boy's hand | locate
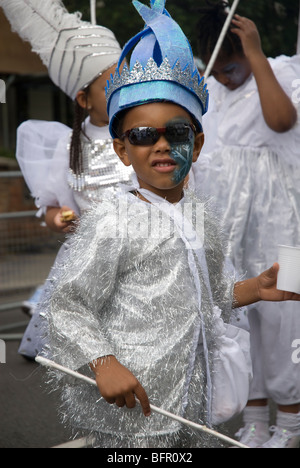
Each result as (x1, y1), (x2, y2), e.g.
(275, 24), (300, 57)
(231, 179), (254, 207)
(257, 263), (300, 302)
(234, 263), (300, 308)
(90, 356), (151, 417)
(231, 15), (263, 60)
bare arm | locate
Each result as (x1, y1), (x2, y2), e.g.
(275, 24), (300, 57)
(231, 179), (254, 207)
(232, 15), (297, 133)
(233, 263), (300, 308)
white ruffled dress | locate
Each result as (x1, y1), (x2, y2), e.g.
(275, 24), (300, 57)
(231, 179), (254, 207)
(194, 55), (300, 404)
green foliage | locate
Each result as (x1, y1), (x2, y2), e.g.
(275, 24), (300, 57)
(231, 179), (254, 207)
(0, 147), (15, 159)
(64, 0), (299, 57)
(233, 0), (299, 57)
(63, 0), (144, 46)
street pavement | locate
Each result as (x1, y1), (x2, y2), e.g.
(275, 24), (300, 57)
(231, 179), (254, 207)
(0, 305), (72, 448)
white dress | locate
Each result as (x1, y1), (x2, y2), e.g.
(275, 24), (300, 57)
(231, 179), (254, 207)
(17, 118), (133, 358)
(194, 54), (300, 405)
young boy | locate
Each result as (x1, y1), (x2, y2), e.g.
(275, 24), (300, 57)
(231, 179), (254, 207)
(42, 0), (300, 448)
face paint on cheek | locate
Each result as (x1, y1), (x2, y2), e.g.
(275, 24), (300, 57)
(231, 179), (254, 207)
(225, 63), (248, 87)
(170, 135), (195, 184)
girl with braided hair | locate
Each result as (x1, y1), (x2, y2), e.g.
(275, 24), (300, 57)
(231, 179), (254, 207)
(17, 66), (133, 359)
(194, 0), (300, 448)
(0, 0), (133, 359)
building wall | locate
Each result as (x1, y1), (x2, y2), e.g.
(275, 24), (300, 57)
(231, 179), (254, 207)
(0, 74), (73, 152)
(0, 158), (34, 213)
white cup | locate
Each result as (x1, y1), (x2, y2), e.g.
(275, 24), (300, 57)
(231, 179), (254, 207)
(277, 245), (300, 294)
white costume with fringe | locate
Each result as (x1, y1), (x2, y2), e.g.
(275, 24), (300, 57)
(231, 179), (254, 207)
(195, 55), (300, 404)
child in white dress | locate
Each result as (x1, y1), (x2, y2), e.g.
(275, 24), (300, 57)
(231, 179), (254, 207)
(195, 1), (300, 448)
(1, 0), (133, 358)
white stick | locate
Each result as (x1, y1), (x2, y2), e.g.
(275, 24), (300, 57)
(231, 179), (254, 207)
(36, 356), (249, 449)
(90, 0), (97, 25)
(204, 0), (241, 81)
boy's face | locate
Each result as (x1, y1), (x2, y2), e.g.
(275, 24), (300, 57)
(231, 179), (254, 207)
(113, 102), (204, 202)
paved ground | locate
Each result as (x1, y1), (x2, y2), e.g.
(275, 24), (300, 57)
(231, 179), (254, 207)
(0, 303), (72, 448)
(0, 252), (57, 292)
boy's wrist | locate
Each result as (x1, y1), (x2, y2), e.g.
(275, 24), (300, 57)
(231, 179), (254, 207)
(233, 277), (260, 308)
(89, 355), (116, 375)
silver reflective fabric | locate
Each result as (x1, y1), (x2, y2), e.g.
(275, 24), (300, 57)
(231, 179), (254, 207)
(42, 189), (235, 448)
(68, 136), (133, 213)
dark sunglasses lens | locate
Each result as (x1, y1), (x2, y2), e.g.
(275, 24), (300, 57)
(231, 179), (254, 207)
(166, 124), (192, 143)
(128, 127), (159, 145)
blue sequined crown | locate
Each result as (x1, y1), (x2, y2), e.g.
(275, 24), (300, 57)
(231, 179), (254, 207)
(106, 57), (208, 110)
(106, 0), (209, 138)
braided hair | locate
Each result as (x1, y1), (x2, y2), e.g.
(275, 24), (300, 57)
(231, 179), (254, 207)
(196, 1), (243, 64)
(69, 88), (90, 175)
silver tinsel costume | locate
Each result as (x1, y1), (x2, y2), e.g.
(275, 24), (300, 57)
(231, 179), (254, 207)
(41, 185), (251, 448)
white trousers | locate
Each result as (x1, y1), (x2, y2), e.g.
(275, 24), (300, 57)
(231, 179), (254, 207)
(248, 301), (300, 406)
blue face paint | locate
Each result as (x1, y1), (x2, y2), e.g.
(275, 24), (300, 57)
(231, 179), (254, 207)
(170, 133), (195, 184)
(223, 62), (248, 87)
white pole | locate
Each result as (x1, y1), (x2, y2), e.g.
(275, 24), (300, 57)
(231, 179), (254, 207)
(204, 0), (241, 81)
(90, 0), (97, 25)
(36, 356), (249, 449)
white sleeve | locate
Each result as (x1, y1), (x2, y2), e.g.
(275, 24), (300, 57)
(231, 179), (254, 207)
(38, 132), (80, 215)
(16, 120), (79, 215)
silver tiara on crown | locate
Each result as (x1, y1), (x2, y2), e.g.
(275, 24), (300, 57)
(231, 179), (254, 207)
(106, 57), (209, 113)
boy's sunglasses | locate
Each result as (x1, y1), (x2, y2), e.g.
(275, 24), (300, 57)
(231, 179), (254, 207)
(121, 122), (196, 146)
